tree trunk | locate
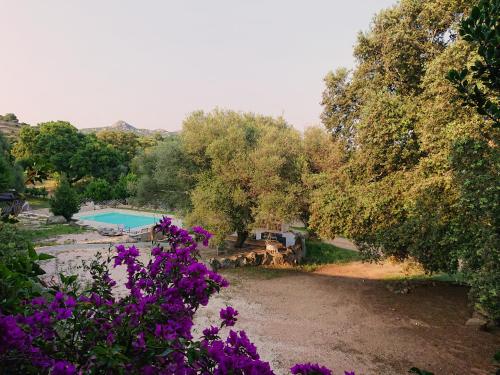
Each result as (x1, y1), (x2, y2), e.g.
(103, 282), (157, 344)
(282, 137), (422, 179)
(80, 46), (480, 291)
(235, 230), (248, 248)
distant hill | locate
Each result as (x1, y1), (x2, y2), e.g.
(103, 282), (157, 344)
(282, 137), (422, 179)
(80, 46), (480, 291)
(80, 120), (173, 137)
(0, 120), (25, 142)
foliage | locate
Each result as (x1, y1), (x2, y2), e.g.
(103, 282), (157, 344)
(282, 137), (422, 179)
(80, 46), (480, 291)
(112, 173), (136, 200)
(70, 134), (128, 182)
(12, 122), (128, 184)
(49, 177), (81, 221)
(0, 133), (24, 192)
(0, 217), (341, 374)
(136, 110), (304, 247)
(0, 113), (19, 123)
(24, 186), (48, 198)
(447, 0), (499, 127)
(13, 122), (85, 183)
(132, 134), (196, 210)
(186, 110), (304, 247)
(0, 223), (53, 314)
(310, 0), (500, 319)
(84, 178), (114, 202)
(96, 129), (140, 162)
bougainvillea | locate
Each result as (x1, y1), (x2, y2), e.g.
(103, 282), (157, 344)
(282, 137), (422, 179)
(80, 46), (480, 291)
(0, 217), (350, 374)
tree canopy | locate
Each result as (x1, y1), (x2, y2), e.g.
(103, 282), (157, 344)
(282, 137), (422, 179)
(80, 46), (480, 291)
(13, 121), (128, 184)
(310, 0), (499, 319)
(134, 110), (304, 246)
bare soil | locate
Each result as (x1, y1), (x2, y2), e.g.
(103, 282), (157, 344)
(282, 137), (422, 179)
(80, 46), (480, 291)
(196, 266), (499, 375)
(39, 243), (499, 375)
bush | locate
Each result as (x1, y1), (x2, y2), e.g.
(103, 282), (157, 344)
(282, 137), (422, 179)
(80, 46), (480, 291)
(49, 178), (80, 221)
(0, 218), (345, 375)
(0, 223), (53, 314)
(84, 178), (113, 202)
(112, 173), (136, 200)
(24, 186), (48, 198)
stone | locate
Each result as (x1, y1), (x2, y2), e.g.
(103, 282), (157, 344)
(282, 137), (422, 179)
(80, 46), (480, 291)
(260, 252), (273, 266)
(236, 256), (248, 267)
(221, 257), (236, 269)
(46, 215), (67, 224)
(465, 317), (487, 330)
(270, 252), (285, 266)
(244, 252), (257, 265)
(208, 258), (221, 271)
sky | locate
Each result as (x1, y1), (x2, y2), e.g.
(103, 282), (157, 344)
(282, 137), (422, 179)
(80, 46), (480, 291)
(0, 0), (397, 131)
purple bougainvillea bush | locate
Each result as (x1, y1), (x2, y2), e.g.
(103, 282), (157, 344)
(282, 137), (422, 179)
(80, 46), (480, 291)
(0, 217), (354, 374)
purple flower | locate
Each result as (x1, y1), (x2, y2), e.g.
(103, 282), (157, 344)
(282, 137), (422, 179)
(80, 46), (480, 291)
(192, 226), (213, 246)
(202, 325), (220, 340)
(291, 363), (332, 375)
(52, 360), (76, 375)
(220, 306), (238, 327)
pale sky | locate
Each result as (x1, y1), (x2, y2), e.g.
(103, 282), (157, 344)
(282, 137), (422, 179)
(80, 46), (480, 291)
(1, 1), (396, 131)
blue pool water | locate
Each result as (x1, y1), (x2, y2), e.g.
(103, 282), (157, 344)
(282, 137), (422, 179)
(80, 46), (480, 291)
(80, 212), (160, 229)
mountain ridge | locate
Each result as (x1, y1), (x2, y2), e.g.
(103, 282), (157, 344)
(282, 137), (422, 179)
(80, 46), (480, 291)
(80, 120), (173, 136)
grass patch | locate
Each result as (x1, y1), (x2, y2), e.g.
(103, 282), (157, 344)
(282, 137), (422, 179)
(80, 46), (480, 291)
(20, 224), (88, 243)
(27, 198), (51, 210)
(302, 240), (362, 271)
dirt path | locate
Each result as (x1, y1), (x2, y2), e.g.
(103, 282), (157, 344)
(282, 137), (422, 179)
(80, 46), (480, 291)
(195, 267), (499, 375)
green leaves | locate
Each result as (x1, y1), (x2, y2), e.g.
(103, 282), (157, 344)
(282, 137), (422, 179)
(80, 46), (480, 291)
(447, 0), (500, 127)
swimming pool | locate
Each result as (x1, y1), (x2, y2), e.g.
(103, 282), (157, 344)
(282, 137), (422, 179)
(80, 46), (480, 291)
(79, 211), (160, 230)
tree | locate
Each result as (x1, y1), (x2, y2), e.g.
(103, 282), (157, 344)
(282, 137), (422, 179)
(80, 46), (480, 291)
(70, 135), (128, 182)
(0, 133), (23, 192)
(132, 135), (195, 211)
(310, 0), (500, 319)
(50, 177), (80, 221)
(183, 110), (304, 247)
(447, 0), (500, 127)
(133, 110), (304, 247)
(84, 178), (114, 202)
(12, 121), (85, 182)
(0, 113), (19, 123)
(13, 122), (128, 183)
(96, 129), (140, 162)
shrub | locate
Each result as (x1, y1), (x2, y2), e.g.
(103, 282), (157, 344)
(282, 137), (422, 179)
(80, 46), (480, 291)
(84, 178), (113, 202)
(112, 173), (136, 200)
(24, 186), (48, 198)
(0, 223), (53, 314)
(0, 217), (347, 374)
(49, 178), (80, 221)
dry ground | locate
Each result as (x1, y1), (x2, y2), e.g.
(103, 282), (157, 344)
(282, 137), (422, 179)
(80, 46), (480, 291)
(39, 243), (499, 375)
(196, 265), (499, 375)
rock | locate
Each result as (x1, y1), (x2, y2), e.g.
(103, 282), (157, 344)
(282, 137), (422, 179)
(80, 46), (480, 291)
(244, 252), (257, 265)
(46, 215), (67, 224)
(386, 281), (411, 294)
(465, 317), (487, 330)
(208, 258), (221, 271)
(221, 257), (236, 269)
(270, 252), (285, 266)
(236, 256), (248, 267)
(260, 252), (273, 266)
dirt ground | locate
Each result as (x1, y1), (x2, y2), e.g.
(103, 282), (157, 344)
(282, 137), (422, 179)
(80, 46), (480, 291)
(195, 266), (500, 375)
(39, 243), (499, 375)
